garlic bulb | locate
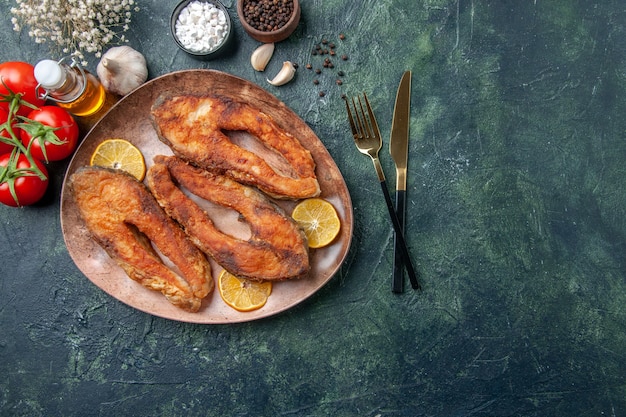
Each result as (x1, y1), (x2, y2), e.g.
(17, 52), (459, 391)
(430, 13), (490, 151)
(96, 46), (148, 96)
(251, 43), (274, 71)
(267, 61), (296, 86)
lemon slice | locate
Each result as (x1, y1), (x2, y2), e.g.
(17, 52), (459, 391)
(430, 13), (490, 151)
(218, 270), (273, 312)
(90, 139), (146, 181)
(291, 198), (341, 248)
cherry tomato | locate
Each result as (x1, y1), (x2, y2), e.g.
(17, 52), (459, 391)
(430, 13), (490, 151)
(0, 61), (46, 117)
(20, 106), (80, 162)
(0, 107), (17, 154)
(0, 152), (48, 207)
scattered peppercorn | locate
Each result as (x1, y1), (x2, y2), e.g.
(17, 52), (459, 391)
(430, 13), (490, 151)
(304, 33), (350, 98)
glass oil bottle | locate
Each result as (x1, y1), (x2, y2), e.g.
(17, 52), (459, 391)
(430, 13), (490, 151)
(34, 57), (107, 117)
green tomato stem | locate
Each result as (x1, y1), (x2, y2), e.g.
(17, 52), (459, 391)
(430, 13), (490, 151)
(1, 94), (47, 181)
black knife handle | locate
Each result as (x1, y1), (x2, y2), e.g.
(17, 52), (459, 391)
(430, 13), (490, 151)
(379, 180), (420, 290)
(392, 189), (406, 293)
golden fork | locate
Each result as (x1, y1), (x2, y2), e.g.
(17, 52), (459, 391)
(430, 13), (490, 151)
(344, 93), (420, 290)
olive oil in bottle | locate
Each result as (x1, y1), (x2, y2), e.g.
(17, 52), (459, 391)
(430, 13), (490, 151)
(34, 58), (106, 117)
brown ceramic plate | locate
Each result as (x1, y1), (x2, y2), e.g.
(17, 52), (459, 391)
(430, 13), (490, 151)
(60, 70), (353, 324)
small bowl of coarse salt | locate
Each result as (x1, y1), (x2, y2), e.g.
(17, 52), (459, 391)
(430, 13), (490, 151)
(171, 0), (234, 59)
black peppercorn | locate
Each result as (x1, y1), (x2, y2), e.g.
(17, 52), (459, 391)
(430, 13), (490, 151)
(243, 0), (294, 32)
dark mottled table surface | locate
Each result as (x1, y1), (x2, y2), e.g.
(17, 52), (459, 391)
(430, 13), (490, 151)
(1, 0), (625, 415)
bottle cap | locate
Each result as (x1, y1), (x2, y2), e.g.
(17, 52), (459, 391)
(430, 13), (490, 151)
(34, 60), (66, 90)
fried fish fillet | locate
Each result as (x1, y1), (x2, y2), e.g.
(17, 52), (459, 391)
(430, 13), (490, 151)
(146, 155), (310, 281)
(70, 166), (213, 312)
(150, 94), (321, 200)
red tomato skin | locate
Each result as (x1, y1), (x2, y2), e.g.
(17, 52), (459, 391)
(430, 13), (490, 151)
(0, 143), (14, 154)
(21, 106), (80, 161)
(0, 142), (13, 154)
(0, 62), (46, 116)
(0, 153), (49, 207)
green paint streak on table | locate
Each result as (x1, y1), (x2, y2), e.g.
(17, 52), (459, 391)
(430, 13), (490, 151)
(1, 0), (625, 415)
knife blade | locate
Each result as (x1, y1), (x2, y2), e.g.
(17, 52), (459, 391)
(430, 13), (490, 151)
(389, 71), (418, 292)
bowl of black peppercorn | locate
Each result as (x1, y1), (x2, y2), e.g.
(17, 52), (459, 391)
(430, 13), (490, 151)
(236, 0), (300, 43)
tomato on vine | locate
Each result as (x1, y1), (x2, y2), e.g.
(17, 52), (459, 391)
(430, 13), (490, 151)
(0, 151), (48, 207)
(0, 62), (45, 117)
(20, 106), (79, 162)
(0, 78), (51, 207)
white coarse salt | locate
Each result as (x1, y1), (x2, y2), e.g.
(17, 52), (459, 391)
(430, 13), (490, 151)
(175, 1), (228, 53)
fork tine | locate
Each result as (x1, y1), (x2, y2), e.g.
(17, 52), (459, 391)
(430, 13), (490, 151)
(343, 96), (359, 139)
(355, 95), (372, 139)
(352, 97), (366, 140)
(362, 93), (381, 140)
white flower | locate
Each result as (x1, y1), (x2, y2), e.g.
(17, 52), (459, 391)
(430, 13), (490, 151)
(10, 0), (139, 62)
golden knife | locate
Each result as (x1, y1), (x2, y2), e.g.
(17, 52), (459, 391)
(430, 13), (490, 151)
(389, 71), (418, 292)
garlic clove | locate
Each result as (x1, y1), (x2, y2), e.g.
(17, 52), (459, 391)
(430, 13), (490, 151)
(97, 46), (148, 96)
(250, 43), (274, 72)
(267, 61), (296, 86)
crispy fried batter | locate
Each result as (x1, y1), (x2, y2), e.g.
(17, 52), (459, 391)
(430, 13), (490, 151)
(150, 94), (321, 200)
(146, 155), (310, 281)
(70, 166), (213, 312)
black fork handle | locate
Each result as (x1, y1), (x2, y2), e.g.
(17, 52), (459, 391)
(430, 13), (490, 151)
(379, 179), (420, 290)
